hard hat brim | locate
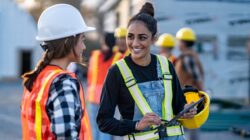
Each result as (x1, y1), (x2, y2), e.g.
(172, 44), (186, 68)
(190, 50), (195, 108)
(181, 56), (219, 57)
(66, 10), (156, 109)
(36, 26), (96, 41)
(84, 26), (96, 32)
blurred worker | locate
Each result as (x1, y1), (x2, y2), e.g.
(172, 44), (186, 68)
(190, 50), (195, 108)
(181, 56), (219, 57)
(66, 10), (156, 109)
(175, 28), (205, 140)
(114, 27), (130, 57)
(155, 33), (177, 65)
(21, 4), (94, 140)
(86, 32), (121, 140)
(175, 27), (204, 90)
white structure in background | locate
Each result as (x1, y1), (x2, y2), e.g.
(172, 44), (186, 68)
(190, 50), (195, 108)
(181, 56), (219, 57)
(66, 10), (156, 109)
(95, 0), (250, 100)
(0, 0), (41, 79)
(154, 0), (250, 100)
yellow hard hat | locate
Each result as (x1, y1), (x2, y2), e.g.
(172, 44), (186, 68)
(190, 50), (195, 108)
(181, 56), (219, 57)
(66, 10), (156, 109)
(114, 27), (127, 38)
(112, 45), (119, 52)
(179, 86), (210, 129)
(155, 33), (175, 48)
(176, 27), (196, 41)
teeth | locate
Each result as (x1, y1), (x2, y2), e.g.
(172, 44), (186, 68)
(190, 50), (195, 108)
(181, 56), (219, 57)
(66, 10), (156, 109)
(133, 48), (142, 53)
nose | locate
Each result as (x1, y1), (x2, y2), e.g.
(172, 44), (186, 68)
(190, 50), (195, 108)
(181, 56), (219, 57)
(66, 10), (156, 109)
(132, 38), (140, 48)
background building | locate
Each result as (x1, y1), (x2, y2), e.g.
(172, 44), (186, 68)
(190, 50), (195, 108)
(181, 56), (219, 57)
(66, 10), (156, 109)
(0, 0), (39, 79)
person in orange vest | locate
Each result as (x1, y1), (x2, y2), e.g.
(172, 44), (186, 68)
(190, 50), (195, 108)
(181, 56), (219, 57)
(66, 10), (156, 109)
(86, 32), (121, 140)
(21, 4), (94, 140)
(155, 33), (177, 65)
(175, 27), (204, 91)
(114, 27), (130, 57)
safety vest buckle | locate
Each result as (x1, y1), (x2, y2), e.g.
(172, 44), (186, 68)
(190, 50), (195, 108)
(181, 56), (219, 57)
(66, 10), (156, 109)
(157, 125), (168, 139)
(163, 73), (172, 80)
(125, 77), (136, 88)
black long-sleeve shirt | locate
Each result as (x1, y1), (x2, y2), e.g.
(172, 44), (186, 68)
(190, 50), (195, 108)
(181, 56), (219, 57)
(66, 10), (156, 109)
(96, 54), (186, 136)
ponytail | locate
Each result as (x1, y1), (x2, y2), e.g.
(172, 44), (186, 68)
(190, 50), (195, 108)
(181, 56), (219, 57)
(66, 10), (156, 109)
(22, 44), (54, 91)
(22, 34), (81, 91)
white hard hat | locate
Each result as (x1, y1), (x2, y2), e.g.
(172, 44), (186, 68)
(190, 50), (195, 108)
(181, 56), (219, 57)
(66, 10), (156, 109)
(36, 4), (95, 41)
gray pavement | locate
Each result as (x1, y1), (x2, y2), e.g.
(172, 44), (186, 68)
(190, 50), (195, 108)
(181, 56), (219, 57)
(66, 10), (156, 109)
(0, 80), (249, 140)
(0, 80), (22, 140)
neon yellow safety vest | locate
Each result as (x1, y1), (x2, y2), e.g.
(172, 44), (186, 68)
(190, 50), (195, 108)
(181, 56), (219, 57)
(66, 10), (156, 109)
(116, 55), (184, 140)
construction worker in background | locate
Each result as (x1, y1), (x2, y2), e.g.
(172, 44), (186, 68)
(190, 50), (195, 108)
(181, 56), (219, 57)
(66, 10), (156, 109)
(21, 4), (94, 140)
(86, 32), (121, 140)
(96, 2), (206, 140)
(175, 27), (204, 90)
(175, 28), (205, 140)
(114, 27), (130, 57)
(155, 33), (177, 65)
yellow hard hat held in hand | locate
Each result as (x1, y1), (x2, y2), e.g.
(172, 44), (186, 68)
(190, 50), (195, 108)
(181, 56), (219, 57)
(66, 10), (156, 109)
(179, 85), (210, 129)
(155, 33), (175, 48)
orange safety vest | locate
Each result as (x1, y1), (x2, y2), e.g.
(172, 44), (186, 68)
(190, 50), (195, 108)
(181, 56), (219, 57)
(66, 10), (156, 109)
(21, 65), (92, 140)
(87, 50), (122, 104)
(168, 54), (177, 65)
(113, 45), (130, 58)
(123, 48), (130, 57)
(159, 53), (177, 66)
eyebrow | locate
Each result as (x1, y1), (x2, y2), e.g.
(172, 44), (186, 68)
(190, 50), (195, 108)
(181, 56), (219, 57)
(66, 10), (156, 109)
(128, 33), (148, 37)
(138, 34), (148, 37)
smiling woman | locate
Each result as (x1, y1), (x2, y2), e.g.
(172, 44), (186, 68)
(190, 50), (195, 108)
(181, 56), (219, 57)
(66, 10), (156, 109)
(97, 2), (196, 140)
(126, 2), (157, 66)
(127, 21), (154, 66)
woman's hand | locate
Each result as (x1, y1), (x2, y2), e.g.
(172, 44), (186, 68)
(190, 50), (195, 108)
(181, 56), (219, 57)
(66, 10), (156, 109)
(181, 102), (197, 119)
(135, 113), (161, 131)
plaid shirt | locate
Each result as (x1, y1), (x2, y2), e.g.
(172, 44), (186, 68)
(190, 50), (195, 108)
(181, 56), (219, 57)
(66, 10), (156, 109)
(183, 55), (202, 82)
(46, 74), (83, 140)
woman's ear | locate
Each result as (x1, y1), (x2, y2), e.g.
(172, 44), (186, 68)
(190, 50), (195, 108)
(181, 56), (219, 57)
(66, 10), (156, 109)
(152, 34), (158, 44)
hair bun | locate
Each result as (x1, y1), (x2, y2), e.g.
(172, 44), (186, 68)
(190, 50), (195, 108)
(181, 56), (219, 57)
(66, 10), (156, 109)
(139, 2), (154, 17)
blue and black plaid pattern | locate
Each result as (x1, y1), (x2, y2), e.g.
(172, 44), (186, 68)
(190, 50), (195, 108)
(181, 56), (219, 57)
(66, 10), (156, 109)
(46, 74), (83, 140)
(183, 55), (202, 82)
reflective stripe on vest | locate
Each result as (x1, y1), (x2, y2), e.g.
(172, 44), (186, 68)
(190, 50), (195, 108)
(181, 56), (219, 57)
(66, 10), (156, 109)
(87, 51), (100, 103)
(157, 55), (174, 121)
(116, 55), (184, 139)
(35, 70), (61, 140)
(116, 59), (152, 115)
(116, 55), (173, 121)
(124, 125), (184, 140)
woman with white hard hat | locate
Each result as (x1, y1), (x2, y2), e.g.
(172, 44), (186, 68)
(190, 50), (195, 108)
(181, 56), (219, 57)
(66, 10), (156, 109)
(21, 4), (94, 140)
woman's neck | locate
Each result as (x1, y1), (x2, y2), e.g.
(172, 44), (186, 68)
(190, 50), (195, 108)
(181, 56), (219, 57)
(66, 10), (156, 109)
(131, 53), (151, 66)
(49, 58), (70, 70)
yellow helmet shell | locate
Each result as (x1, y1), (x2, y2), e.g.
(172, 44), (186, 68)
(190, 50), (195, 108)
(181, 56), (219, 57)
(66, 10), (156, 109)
(155, 33), (175, 48)
(176, 27), (196, 41)
(114, 27), (127, 38)
(179, 91), (210, 129)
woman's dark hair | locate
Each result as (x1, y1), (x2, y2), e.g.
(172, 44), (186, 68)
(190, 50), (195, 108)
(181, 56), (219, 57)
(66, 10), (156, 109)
(103, 32), (115, 61)
(22, 34), (81, 91)
(128, 2), (157, 37)
(104, 32), (116, 49)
